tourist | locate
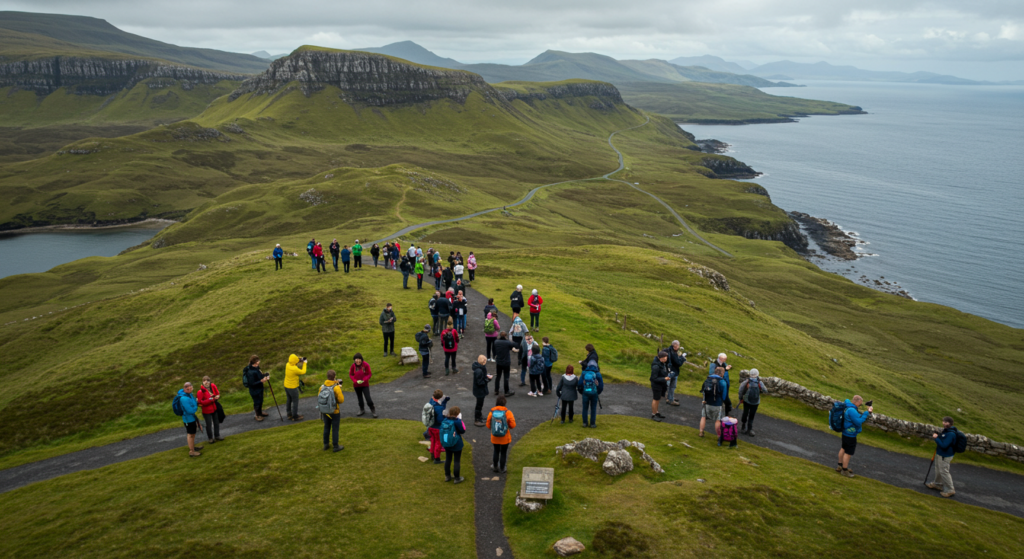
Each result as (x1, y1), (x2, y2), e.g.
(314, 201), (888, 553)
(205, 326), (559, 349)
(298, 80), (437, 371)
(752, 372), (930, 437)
(425, 390), (450, 464)
(243, 355), (270, 421)
(348, 353), (377, 418)
(428, 291), (440, 335)
(341, 244), (351, 273)
(330, 239), (340, 271)
(447, 251), (456, 267)
(400, 256), (412, 289)
(540, 336), (557, 394)
(837, 395), (872, 478)
(379, 303), (397, 357)
(435, 292), (451, 336)
(928, 416), (958, 498)
(442, 265), (454, 292)
(738, 369), (768, 436)
(484, 312), (500, 362)
(352, 239), (362, 269)
(510, 284), (525, 316)
(509, 316), (528, 384)
(719, 414), (739, 448)
(441, 317), (461, 375)
(382, 242), (392, 269)
(320, 370), (344, 452)
(370, 243), (380, 267)
(579, 343), (599, 371)
(467, 252), (477, 281)
(556, 365), (578, 423)
(650, 351), (671, 422)
(527, 289), (543, 331)
(488, 395), (516, 474)
(663, 340), (686, 406)
(454, 260), (464, 283)
(273, 244), (284, 270)
(527, 342), (545, 397)
(390, 244), (400, 270)
(440, 407), (467, 483)
(472, 355), (493, 426)
(453, 292), (468, 334)
(313, 242), (325, 273)
(432, 260), (443, 291)
(483, 297), (498, 319)
(492, 331), (515, 396)
(415, 258), (425, 290)
(519, 334), (536, 387)
(699, 367), (725, 438)
(407, 243), (417, 260)
(284, 354), (308, 421)
(710, 353), (733, 415)
(176, 381), (202, 457)
(415, 324), (433, 378)
(307, 238), (316, 270)
(453, 279), (467, 299)
(196, 376), (224, 443)
(578, 362), (603, 428)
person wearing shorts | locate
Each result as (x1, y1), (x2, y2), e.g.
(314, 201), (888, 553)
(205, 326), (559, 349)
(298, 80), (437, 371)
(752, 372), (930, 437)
(649, 352), (671, 422)
(837, 395), (872, 478)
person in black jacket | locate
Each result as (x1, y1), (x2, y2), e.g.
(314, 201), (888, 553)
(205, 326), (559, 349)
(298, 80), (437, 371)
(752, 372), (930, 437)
(243, 355), (270, 421)
(428, 292), (440, 335)
(435, 292), (452, 333)
(579, 344), (599, 371)
(329, 239), (341, 272)
(415, 325), (433, 378)
(400, 256), (412, 289)
(442, 266), (454, 292)
(492, 332), (516, 397)
(650, 352), (671, 422)
(663, 340), (687, 406)
(509, 285), (525, 316)
(472, 355), (493, 426)
(370, 243), (380, 267)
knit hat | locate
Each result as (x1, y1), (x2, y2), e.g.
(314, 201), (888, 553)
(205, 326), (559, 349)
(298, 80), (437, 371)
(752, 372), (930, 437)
(423, 324), (431, 331)
(749, 368), (759, 378)
(532, 289), (538, 295)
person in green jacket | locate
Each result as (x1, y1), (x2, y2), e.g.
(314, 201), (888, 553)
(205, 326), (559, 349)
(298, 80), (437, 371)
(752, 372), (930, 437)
(415, 258), (425, 290)
(352, 240), (363, 269)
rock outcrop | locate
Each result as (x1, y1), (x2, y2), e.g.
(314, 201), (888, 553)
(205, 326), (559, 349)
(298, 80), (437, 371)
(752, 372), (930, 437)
(788, 211), (858, 260)
(496, 81), (625, 108)
(602, 449), (634, 476)
(553, 537), (586, 557)
(556, 438), (664, 473)
(515, 491), (545, 513)
(699, 156), (759, 179)
(0, 57), (244, 95)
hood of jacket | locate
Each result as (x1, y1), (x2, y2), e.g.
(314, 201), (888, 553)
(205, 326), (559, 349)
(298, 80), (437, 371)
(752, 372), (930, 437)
(563, 374), (576, 380)
(289, 354), (300, 366)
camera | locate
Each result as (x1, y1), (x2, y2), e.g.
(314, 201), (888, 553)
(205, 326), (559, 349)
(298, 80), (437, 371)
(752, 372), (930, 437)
(866, 400), (873, 407)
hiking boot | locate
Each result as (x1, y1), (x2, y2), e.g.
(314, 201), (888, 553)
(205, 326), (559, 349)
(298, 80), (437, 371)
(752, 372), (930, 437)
(501, 467), (507, 474)
(333, 446), (344, 452)
(505, 391), (515, 397)
(215, 437), (225, 442)
(433, 458), (442, 465)
(655, 412), (666, 418)
(940, 491), (955, 498)
(193, 445), (204, 451)
(260, 412), (270, 417)
(445, 476), (453, 482)
(841, 469), (855, 478)
(836, 464), (843, 473)
(747, 430), (756, 437)
(453, 369), (459, 374)
(494, 391), (500, 396)
(475, 420), (485, 427)
(423, 374), (432, 379)
(519, 382), (527, 387)
(926, 483), (941, 491)
(669, 400), (680, 406)
(453, 477), (465, 484)
(561, 420), (565, 424)
(294, 415), (304, 421)
(390, 352), (397, 356)
(492, 464), (499, 473)
(255, 415), (264, 422)
(208, 439), (217, 444)
(189, 451), (202, 457)
(383, 352), (389, 357)
(445, 369), (450, 376)
(371, 410), (378, 418)
(323, 444), (330, 451)
(651, 415), (662, 422)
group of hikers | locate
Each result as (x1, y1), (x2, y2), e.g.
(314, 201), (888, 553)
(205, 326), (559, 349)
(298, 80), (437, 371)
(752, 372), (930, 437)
(179, 241), (963, 496)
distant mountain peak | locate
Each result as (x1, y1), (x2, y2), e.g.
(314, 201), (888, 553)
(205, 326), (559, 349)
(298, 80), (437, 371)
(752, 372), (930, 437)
(354, 41), (463, 69)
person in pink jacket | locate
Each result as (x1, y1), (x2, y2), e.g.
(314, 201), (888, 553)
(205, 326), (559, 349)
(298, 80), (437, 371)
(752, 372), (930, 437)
(467, 252), (478, 281)
(349, 353), (377, 418)
(441, 317), (461, 375)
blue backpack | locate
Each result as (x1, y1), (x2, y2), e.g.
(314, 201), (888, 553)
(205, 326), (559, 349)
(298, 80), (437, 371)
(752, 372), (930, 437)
(491, 409), (508, 437)
(440, 418), (459, 448)
(828, 401), (846, 433)
(171, 393), (185, 417)
(582, 370), (598, 395)
(530, 355), (546, 376)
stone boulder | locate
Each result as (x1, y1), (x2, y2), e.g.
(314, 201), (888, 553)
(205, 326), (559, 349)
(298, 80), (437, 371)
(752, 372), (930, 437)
(556, 437), (664, 474)
(602, 449), (633, 476)
(553, 537), (586, 557)
(515, 491), (544, 513)
(400, 347), (419, 365)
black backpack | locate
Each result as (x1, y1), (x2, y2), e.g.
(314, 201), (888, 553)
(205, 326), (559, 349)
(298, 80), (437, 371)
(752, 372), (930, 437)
(442, 329), (456, 350)
(701, 376), (721, 403)
(953, 428), (967, 453)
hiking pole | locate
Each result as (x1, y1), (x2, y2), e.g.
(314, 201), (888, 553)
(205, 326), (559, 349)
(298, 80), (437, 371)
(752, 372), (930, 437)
(267, 381), (285, 422)
(549, 399), (560, 426)
(924, 451), (935, 486)
(597, 396), (603, 410)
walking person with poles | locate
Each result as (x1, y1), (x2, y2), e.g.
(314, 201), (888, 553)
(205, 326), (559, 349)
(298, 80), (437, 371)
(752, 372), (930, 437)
(927, 416), (962, 498)
(317, 370), (345, 452)
(284, 354), (308, 421)
(836, 395), (872, 478)
(416, 324), (434, 378)
(349, 353), (377, 418)
(243, 355), (271, 421)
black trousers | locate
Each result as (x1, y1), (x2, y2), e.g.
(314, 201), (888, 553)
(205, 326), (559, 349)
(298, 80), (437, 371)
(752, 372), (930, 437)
(475, 397), (485, 421)
(343, 261), (350, 272)
(485, 337), (496, 359)
(445, 449), (462, 478)
(204, 413), (220, 441)
(383, 332), (395, 353)
(355, 386), (375, 411)
(560, 400), (575, 421)
(316, 257), (326, 272)
(530, 375), (544, 393)
(431, 315), (440, 335)
(741, 403), (759, 428)
(494, 364), (510, 394)
(322, 413), (340, 448)
(469, 269), (475, 280)
(444, 352), (457, 370)
(724, 396), (733, 417)
(274, 257), (283, 270)
(422, 353), (430, 376)
(493, 443), (509, 469)
(542, 366), (553, 393)
(250, 389), (264, 415)
(530, 312), (540, 328)
(354, 255), (362, 268)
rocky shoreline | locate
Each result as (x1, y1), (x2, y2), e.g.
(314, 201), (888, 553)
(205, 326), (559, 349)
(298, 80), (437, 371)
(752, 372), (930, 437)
(788, 211), (858, 260)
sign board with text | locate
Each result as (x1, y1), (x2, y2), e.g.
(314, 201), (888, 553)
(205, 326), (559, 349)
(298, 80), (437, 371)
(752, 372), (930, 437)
(520, 467), (554, 500)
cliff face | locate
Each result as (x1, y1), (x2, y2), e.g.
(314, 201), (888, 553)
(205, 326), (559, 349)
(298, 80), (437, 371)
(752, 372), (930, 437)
(0, 57), (244, 95)
(496, 81), (625, 109)
(227, 49), (491, 106)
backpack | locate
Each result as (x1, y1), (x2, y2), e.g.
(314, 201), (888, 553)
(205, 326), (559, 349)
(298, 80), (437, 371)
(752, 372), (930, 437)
(548, 345), (559, 363)
(530, 355), (546, 376)
(828, 401), (846, 433)
(440, 418), (459, 448)
(171, 393), (185, 417)
(582, 370), (598, 395)
(317, 384), (337, 414)
(743, 380), (761, 405)
(242, 367), (250, 389)
(442, 329), (456, 350)
(491, 409), (508, 437)
(484, 317), (496, 334)
(953, 428), (967, 453)
(722, 422), (738, 441)
(701, 376), (721, 403)
(421, 402), (435, 428)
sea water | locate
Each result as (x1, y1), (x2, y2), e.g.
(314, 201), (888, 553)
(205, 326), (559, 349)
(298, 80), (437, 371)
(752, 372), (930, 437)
(683, 81), (1024, 329)
(0, 223), (166, 280)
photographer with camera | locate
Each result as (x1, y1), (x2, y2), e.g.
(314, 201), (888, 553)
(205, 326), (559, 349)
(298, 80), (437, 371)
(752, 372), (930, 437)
(284, 354), (309, 421)
(837, 395), (873, 478)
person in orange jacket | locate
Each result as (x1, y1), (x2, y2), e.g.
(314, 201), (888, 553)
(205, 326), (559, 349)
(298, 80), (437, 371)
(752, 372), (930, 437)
(487, 395), (517, 474)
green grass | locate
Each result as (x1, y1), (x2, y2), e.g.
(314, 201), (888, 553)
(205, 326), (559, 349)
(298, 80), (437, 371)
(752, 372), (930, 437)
(503, 416), (1023, 558)
(0, 419), (475, 558)
(618, 81), (864, 123)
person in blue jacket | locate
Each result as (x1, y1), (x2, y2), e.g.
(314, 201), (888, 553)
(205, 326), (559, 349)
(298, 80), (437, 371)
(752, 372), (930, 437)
(837, 395), (872, 478)
(273, 244), (284, 270)
(441, 406), (467, 484)
(306, 238), (316, 270)
(709, 353), (732, 415)
(577, 363), (604, 428)
(927, 416), (958, 497)
(178, 382), (203, 457)
(341, 245), (352, 273)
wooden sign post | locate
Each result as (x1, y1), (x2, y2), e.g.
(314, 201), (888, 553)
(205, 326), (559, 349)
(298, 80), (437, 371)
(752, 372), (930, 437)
(521, 467), (554, 500)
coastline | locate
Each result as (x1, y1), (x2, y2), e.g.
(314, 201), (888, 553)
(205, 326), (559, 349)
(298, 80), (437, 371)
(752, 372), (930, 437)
(0, 218), (175, 236)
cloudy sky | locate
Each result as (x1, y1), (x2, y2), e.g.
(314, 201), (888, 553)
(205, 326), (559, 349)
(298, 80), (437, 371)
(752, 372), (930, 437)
(3, 0), (1023, 80)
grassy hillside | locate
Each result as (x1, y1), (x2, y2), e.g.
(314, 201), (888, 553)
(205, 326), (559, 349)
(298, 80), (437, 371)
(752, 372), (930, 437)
(618, 81), (865, 123)
(0, 419), (476, 558)
(504, 416), (1023, 557)
(0, 11), (268, 73)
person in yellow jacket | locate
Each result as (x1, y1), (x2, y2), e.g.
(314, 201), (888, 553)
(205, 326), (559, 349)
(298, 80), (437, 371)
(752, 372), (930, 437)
(321, 370), (345, 452)
(284, 354), (308, 421)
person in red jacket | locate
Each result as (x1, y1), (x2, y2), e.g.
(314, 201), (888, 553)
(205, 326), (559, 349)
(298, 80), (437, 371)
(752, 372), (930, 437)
(197, 376), (224, 443)
(312, 242), (326, 273)
(528, 289), (543, 331)
(441, 317), (460, 376)
(349, 353), (377, 418)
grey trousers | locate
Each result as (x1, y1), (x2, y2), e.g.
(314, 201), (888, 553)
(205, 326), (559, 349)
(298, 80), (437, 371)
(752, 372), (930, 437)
(934, 455), (954, 492)
(285, 387), (300, 418)
(667, 373), (678, 401)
